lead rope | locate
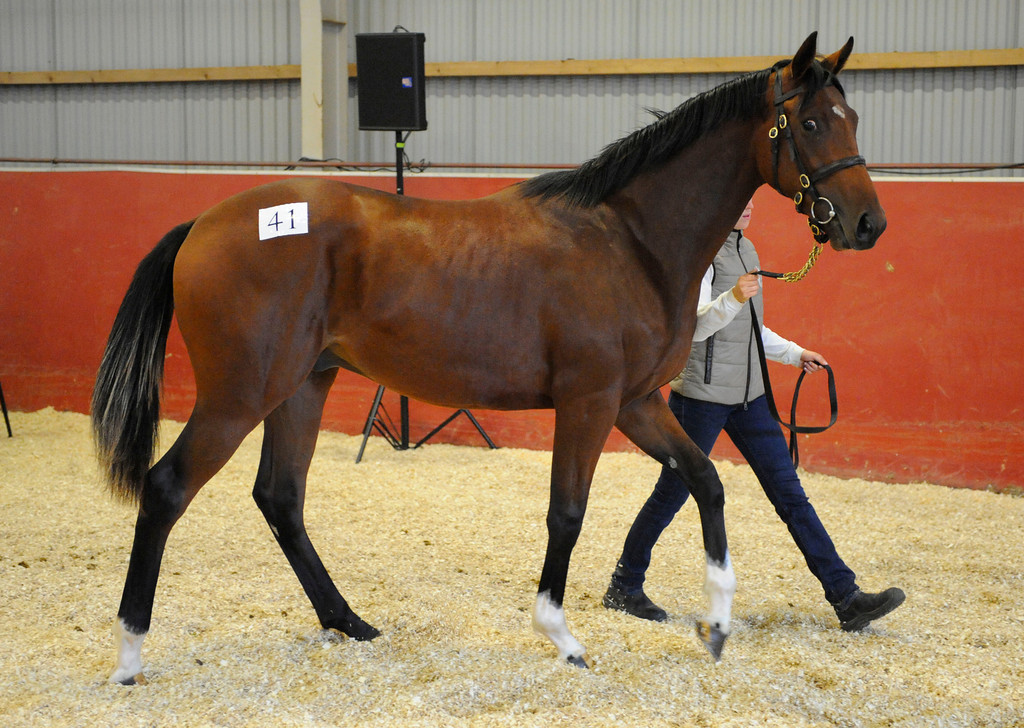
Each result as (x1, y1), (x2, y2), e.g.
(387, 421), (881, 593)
(749, 245), (837, 467)
(757, 240), (824, 283)
(749, 303), (837, 468)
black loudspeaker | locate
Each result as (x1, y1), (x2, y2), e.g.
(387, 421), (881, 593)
(356, 32), (427, 131)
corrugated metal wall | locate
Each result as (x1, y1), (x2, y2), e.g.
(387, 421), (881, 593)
(1, 0), (1021, 174)
(346, 0), (1024, 175)
(0, 0), (300, 162)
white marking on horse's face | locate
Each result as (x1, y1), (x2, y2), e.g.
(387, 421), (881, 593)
(532, 590), (585, 661)
(703, 552), (736, 634)
(832, 104), (846, 119)
(668, 457), (678, 470)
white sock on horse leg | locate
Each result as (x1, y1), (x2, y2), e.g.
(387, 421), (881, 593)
(703, 551), (736, 633)
(109, 618), (147, 684)
(531, 590), (586, 661)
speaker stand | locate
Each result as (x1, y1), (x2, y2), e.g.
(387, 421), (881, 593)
(355, 132), (496, 463)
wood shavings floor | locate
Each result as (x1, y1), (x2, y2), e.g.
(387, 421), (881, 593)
(1, 409), (1021, 727)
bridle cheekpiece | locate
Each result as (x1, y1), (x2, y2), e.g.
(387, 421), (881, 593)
(769, 65), (866, 245)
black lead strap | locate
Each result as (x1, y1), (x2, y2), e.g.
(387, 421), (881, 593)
(749, 303), (837, 468)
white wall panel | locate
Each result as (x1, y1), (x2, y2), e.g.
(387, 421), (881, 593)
(183, 0), (297, 67)
(348, 0), (477, 60)
(846, 66), (1020, 172)
(0, 86), (58, 158)
(1, 0), (1020, 174)
(185, 80), (300, 162)
(54, 83), (187, 160)
(53, 0), (186, 69)
(0, 0), (301, 162)
(343, 0), (1021, 175)
(0, 0), (56, 71)
(828, 0), (1021, 53)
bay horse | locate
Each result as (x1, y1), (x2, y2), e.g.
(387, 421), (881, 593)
(92, 32), (885, 684)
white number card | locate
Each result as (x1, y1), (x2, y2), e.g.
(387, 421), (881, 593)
(258, 202), (309, 241)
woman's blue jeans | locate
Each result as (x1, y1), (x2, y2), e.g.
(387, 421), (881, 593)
(614, 392), (857, 605)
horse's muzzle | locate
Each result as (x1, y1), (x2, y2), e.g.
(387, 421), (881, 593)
(830, 208), (885, 251)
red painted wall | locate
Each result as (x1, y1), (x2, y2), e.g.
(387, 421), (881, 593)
(1, 169), (1021, 491)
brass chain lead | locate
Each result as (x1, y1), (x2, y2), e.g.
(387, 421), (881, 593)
(778, 241), (824, 282)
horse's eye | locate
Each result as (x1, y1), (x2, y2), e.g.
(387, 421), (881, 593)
(802, 119), (818, 132)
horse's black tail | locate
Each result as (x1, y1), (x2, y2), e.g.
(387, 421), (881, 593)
(91, 220), (195, 505)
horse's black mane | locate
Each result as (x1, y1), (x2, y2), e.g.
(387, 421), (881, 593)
(519, 59), (837, 208)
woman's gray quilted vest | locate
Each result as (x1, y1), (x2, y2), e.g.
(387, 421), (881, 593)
(671, 231), (764, 405)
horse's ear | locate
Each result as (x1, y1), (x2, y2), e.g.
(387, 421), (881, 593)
(822, 36), (855, 75)
(790, 32), (818, 80)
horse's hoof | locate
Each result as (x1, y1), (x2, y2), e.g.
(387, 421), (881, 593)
(331, 623), (380, 642)
(350, 622), (381, 642)
(328, 614), (381, 641)
(566, 652), (593, 669)
(112, 672), (148, 686)
(695, 619), (728, 662)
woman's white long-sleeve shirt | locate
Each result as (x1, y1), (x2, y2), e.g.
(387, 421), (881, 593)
(692, 266), (805, 368)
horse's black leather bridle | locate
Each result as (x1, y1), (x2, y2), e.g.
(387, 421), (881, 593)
(752, 65), (855, 462)
(769, 67), (866, 244)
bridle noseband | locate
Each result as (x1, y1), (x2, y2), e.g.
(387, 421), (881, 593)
(769, 67), (865, 244)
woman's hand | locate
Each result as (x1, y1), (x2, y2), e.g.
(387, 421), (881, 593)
(800, 349), (829, 373)
(731, 273), (760, 303)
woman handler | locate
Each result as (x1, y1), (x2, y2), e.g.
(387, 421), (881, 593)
(603, 199), (905, 632)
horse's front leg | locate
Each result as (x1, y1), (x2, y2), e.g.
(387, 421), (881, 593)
(615, 390), (734, 661)
(533, 393), (619, 668)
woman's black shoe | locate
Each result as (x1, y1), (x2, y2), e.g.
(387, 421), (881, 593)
(834, 587), (906, 632)
(602, 582), (668, 622)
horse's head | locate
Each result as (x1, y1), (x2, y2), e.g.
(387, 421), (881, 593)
(757, 32), (886, 251)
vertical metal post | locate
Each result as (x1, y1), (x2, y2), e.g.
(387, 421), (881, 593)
(395, 130), (405, 195)
(395, 131), (410, 449)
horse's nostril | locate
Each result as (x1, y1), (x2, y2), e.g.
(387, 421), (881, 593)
(856, 213), (875, 245)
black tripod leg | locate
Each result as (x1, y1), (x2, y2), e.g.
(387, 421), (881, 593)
(462, 410), (497, 449)
(413, 409), (497, 450)
(0, 381), (10, 437)
(413, 410), (462, 449)
(355, 385), (387, 463)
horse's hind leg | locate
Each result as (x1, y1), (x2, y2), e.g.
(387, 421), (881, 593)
(252, 368), (380, 641)
(111, 407), (258, 684)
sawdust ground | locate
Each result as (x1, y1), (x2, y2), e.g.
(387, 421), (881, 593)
(1, 409), (1021, 727)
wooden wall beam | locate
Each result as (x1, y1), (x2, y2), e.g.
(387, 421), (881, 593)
(0, 65), (302, 85)
(2, 48), (1021, 86)
(409, 48), (1024, 78)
